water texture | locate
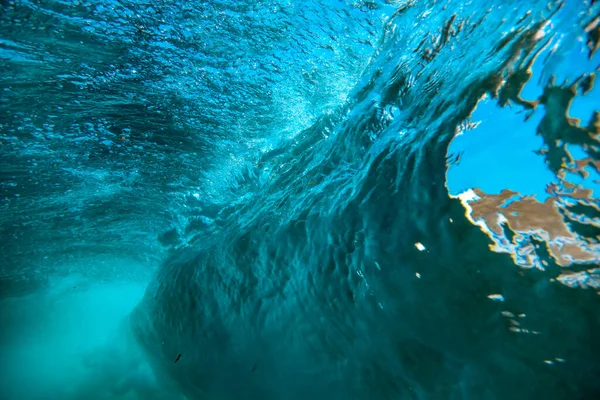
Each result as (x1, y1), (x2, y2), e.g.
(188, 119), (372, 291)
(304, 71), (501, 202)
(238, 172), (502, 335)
(1, 0), (599, 399)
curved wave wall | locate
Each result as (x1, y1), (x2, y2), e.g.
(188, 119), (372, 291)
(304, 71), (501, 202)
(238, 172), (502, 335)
(1, 0), (599, 399)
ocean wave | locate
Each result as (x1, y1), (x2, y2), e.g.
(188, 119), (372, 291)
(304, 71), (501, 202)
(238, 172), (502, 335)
(1, 0), (599, 399)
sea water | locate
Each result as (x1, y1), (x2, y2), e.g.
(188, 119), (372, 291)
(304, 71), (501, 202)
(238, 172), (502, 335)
(1, 0), (599, 399)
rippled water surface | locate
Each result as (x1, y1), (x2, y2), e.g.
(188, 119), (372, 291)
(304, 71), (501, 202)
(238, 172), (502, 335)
(1, 0), (599, 399)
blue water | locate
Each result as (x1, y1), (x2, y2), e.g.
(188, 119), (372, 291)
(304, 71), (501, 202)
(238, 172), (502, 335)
(1, 0), (599, 399)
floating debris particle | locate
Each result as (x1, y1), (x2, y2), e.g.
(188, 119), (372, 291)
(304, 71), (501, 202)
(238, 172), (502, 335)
(487, 294), (505, 302)
(415, 242), (426, 251)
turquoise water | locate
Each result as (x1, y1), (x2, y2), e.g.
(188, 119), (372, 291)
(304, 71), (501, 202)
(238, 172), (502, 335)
(1, 0), (599, 399)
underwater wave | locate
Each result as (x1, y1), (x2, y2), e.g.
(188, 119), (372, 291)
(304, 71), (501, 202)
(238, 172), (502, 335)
(1, 0), (599, 399)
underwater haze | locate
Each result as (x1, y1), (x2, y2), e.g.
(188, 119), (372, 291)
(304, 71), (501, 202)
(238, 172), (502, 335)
(1, 0), (600, 399)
